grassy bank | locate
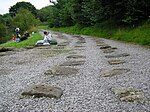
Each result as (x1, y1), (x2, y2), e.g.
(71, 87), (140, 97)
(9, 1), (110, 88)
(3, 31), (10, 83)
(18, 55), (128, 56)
(39, 23), (150, 46)
(0, 33), (43, 48)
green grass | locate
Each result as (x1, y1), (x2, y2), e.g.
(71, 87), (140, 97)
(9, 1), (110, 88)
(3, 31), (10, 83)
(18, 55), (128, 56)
(39, 23), (150, 46)
(0, 33), (43, 48)
(113, 24), (150, 46)
(1, 24), (149, 48)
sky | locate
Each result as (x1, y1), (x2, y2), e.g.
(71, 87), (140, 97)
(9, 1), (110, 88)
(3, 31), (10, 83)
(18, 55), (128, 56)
(0, 0), (55, 15)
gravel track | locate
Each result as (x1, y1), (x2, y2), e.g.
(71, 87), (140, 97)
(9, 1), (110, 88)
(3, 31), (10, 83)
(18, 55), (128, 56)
(0, 31), (150, 112)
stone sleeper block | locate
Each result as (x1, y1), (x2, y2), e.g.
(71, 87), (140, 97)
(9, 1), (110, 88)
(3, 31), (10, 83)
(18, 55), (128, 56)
(100, 46), (111, 49)
(108, 60), (125, 65)
(0, 47), (14, 52)
(101, 68), (130, 77)
(45, 66), (79, 75)
(105, 53), (130, 58)
(21, 85), (63, 99)
(112, 87), (147, 103)
(60, 60), (85, 66)
(66, 55), (86, 59)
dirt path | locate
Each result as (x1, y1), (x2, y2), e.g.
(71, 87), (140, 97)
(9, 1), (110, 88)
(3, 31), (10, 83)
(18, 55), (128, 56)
(0, 31), (150, 112)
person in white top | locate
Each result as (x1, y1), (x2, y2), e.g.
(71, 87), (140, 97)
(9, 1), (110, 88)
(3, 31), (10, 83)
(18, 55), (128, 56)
(43, 31), (53, 45)
(35, 31), (53, 45)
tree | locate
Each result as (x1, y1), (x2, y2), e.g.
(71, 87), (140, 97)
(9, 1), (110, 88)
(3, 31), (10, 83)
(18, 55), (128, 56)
(37, 6), (53, 22)
(13, 8), (39, 34)
(45, 0), (150, 27)
(47, 0), (74, 27)
(123, 0), (150, 25)
(0, 15), (7, 44)
(9, 1), (37, 17)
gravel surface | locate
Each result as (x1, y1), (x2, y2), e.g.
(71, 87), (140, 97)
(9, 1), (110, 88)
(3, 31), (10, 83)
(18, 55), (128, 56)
(0, 31), (150, 112)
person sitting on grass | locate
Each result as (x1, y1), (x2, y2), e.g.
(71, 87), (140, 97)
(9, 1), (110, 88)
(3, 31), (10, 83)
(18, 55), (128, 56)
(20, 32), (30, 41)
(36, 31), (57, 45)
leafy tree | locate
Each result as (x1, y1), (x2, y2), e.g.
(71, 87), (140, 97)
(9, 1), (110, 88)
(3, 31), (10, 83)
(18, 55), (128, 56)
(47, 0), (74, 27)
(70, 0), (89, 26)
(82, 0), (103, 25)
(56, 0), (74, 27)
(37, 6), (53, 22)
(123, 0), (150, 25)
(13, 8), (40, 34)
(0, 15), (7, 43)
(38, 0), (150, 27)
(9, 1), (37, 17)
(48, 6), (61, 27)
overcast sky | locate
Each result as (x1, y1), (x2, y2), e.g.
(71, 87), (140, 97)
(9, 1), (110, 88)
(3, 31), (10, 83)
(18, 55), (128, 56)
(0, 0), (54, 15)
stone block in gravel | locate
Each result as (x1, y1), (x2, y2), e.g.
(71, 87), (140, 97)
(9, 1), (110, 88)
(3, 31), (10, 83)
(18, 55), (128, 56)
(74, 48), (85, 51)
(105, 53), (130, 58)
(35, 45), (51, 49)
(25, 46), (35, 49)
(74, 45), (85, 48)
(100, 46), (111, 49)
(66, 55), (86, 59)
(60, 60), (85, 66)
(111, 47), (118, 49)
(97, 44), (108, 47)
(53, 46), (65, 49)
(41, 49), (70, 57)
(0, 47), (14, 52)
(76, 41), (86, 44)
(68, 52), (77, 54)
(108, 60), (125, 65)
(102, 48), (115, 53)
(112, 87), (147, 103)
(0, 51), (14, 56)
(21, 85), (63, 99)
(101, 68), (130, 77)
(45, 66), (78, 75)
(57, 42), (69, 46)
(96, 41), (105, 45)
(72, 35), (81, 37)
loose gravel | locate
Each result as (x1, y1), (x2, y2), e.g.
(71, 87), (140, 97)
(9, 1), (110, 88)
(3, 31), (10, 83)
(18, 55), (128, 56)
(0, 31), (150, 112)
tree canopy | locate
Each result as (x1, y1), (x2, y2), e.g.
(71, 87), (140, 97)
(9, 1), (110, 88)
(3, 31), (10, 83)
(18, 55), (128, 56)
(41, 0), (150, 27)
(9, 1), (37, 17)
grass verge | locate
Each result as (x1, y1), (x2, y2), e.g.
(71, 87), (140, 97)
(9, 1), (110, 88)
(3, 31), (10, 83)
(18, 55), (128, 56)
(0, 33), (43, 48)
(39, 23), (150, 46)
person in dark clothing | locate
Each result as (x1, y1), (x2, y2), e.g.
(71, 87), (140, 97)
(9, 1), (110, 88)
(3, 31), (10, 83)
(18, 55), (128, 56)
(20, 32), (30, 41)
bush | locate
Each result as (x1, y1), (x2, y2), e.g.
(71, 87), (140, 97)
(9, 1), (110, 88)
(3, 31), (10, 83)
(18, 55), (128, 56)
(0, 23), (7, 44)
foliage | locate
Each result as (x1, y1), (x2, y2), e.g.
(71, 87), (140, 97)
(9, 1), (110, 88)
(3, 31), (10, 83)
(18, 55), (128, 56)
(123, 0), (150, 25)
(13, 8), (40, 34)
(9, 1), (37, 17)
(0, 23), (7, 44)
(0, 2), (39, 44)
(39, 0), (150, 27)
(37, 6), (53, 22)
(47, 0), (74, 27)
(0, 15), (8, 44)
